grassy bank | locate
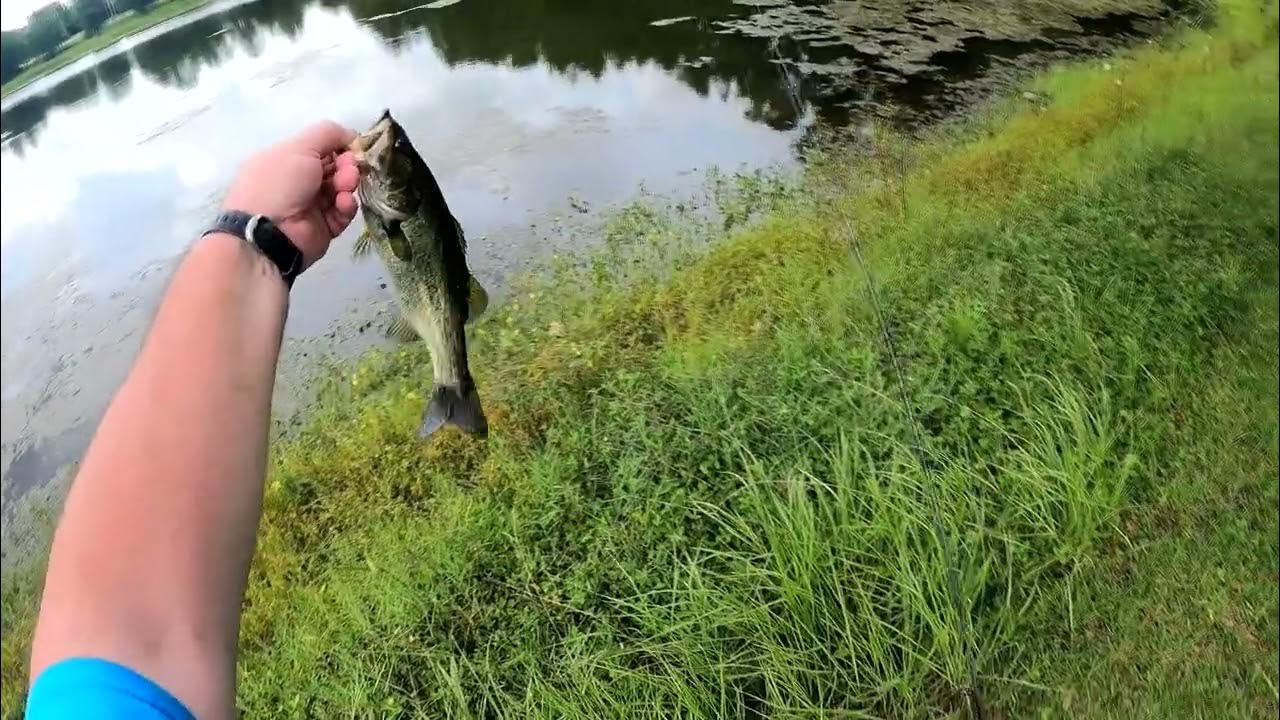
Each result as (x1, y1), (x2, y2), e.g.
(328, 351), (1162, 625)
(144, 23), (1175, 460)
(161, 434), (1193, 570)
(3, 0), (1277, 716)
(1, 0), (212, 99)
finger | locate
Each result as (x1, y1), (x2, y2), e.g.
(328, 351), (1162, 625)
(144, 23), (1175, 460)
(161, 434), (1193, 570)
(325, 192), (358, 235)
(334, 191), (357, 219)
(331, 150), (357, 180)
(331, 162), (360, 194)
(292, 120), (357, 156)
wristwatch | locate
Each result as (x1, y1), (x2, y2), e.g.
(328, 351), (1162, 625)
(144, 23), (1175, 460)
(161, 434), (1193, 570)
(203, 211), (304, 288)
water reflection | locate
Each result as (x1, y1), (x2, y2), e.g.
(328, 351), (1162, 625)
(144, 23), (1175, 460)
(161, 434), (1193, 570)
(1, 0), (814, 292)
(2, 0), (813, 151)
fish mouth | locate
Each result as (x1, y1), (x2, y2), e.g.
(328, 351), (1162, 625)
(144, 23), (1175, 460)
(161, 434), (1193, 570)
(350, 110), (396, 173)
(351, 111), (412, 221)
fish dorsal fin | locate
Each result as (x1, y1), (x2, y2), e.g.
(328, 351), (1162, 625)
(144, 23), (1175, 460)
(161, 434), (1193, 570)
(352, 227), (374, 258)
(467, 276), (489, 323)
(387, 316), (419, 342)
(383, 219), (412, 262)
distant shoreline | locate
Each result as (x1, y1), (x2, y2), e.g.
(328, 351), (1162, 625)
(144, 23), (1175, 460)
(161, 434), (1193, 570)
(1, 0), (213, 99)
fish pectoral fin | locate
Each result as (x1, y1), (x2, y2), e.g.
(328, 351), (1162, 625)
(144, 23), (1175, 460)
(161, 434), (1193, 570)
(383, 219), (413, 262)
(352, 227), (374, 258)
(467, 277), (489, 323)
(386, 316), (419, 342)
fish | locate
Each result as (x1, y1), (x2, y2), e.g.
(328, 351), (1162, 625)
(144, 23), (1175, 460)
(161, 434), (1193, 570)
(350, 110), (489, 438)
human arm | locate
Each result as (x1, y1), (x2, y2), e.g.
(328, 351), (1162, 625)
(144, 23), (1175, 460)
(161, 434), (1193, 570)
(28, 121), (360, 718)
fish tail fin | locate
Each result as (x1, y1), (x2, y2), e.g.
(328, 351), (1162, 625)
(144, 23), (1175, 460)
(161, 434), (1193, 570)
(419, 383), (488, 438)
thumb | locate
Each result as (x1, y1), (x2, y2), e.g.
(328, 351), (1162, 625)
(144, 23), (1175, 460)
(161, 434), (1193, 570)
(291, 120), (357, 156)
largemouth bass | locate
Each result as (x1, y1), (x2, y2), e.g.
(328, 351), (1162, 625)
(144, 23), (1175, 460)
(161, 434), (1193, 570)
(351, 110), (489, 438)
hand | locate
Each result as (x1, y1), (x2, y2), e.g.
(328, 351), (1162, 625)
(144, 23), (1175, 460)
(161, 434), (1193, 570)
(223, 121), (361, 269)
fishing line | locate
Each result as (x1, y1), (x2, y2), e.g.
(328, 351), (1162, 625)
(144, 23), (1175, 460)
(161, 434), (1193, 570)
(769, 37), (806, 124)
(838, 205), (986, 720)
(733, 13), (988, 717)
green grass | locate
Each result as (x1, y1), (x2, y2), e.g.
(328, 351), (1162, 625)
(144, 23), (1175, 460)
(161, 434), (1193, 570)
(1, 0), (213, 98)
(3, 1), (1278, 717)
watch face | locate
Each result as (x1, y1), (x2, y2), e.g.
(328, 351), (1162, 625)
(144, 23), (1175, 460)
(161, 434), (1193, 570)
(244, 214), (263, 243)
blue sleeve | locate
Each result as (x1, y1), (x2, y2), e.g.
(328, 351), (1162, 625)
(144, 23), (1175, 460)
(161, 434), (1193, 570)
(26, 657), (195, 720)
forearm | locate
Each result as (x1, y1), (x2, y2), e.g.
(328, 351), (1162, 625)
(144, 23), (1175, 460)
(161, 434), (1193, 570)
(31, 233), (287, 717)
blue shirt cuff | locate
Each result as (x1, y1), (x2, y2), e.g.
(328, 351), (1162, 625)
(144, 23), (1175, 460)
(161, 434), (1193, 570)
(26, 657), (194, 720)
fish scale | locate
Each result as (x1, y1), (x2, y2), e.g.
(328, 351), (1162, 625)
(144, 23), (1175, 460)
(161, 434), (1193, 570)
(370, 214), (464, 387)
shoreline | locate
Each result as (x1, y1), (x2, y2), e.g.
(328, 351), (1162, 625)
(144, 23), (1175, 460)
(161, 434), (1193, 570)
(1, 0), (236, 100)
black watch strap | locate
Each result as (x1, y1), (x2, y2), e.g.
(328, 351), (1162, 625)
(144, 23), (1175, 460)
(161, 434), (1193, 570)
(204, 211), (303, 288)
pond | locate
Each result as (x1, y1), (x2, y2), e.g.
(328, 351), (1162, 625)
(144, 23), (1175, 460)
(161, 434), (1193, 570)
(0, 0), (1160, 531)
